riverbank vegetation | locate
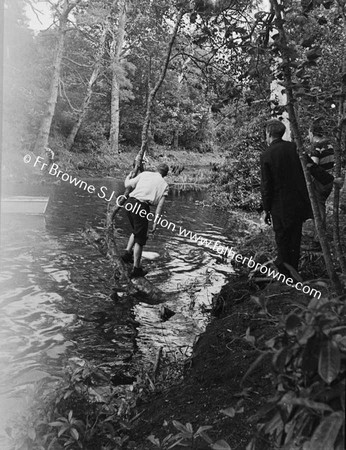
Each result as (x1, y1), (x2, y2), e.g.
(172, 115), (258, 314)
(3, 0), (346, 448)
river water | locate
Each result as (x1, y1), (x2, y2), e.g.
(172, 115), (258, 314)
(0, 176), (237, 444)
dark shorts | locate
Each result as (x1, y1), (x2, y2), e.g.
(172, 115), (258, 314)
(125, 197), (150, 246)
(312, 179), (333, 204)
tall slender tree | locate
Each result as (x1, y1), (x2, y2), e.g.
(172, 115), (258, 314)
(66, 23), (108, 151)
(109, 0), (127, 154)
(332, 1), (346, 276)
(34, 0), (82, 155)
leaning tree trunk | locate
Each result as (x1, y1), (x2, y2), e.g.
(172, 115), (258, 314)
(332, 22), (346, 276)
(109, 0), (127, 155)
(137, 10), (184, 165)
(270, 0), (343, 293)
(34, 0), (80, 155)
(108, 8), (184, 225)
(66, 24), (108, 151)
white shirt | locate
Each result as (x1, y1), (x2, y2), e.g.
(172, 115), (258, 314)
(126, 171), (169, 205)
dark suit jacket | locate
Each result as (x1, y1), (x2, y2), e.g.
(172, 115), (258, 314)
(260, 139), (312, 224)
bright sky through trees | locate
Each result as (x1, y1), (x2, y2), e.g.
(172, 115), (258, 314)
(25, 1), (52, 33)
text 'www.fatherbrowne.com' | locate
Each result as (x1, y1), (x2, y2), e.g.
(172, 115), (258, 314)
(177, 227), (322, 299)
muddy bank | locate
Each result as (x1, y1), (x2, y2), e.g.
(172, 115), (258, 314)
(126, 280), (309, 449)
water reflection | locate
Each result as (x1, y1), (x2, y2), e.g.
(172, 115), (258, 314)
(0, 178), (235, 441)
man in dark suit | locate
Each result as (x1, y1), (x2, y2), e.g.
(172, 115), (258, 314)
(261, 119), (312, 277)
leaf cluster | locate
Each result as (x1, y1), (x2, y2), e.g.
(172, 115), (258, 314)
(208, 106), (267, 210)
(5, 361), (134, 450)
(148, 420), (231, 449)
(247, 294), (346, 450)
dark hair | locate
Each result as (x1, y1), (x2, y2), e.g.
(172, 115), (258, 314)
(157, 163), (169, 177)
(266, 119), (286, 139)
(309, 121), (325, 137)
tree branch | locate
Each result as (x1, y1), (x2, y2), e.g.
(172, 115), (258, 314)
(63, 57), (93, 68)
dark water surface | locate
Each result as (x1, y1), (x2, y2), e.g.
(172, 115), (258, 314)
(0, 177), (236, 443)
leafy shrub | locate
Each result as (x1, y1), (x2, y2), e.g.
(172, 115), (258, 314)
(6, 361), (132, 450)
(246, 295), (346, 450)
(208, 107), (267, 210)
(148, 420), (233, 449)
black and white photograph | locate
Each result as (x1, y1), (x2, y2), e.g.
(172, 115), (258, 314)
(1, 0), (345, 449)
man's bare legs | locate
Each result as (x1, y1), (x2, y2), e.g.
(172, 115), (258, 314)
(125, 234), (143, 269)
(125, 233), (135, 253)
(133, 243), (143, 269)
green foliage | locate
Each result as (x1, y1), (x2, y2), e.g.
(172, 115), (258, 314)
(247, 295), (346, 450)
(208, 108), (267, 210)
(148, 420), (218, 449)
(281, 2), (345, 139)
(5, 361), (133, 450)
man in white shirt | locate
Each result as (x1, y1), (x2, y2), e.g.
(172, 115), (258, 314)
(122, 163), (169, 278)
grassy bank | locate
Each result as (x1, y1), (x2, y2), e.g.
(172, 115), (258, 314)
(1, 144), (224, 187)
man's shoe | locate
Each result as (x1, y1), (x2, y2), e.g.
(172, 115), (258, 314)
(121, 251), (134, 263)
(130, 267), (147, 278)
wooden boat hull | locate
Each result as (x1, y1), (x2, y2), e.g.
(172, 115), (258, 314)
(1, 196), (49, 215)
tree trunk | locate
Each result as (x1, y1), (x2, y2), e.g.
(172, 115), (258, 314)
(109, 0), (127, 155)
(66, 24), (108, 152)
(135, 9), (184, 171)
(270, 0), (343, 293)
(34, 0), (80, 155)
(332, 23), (346, 276)
(173, 60), (190, 150)
(109, 8), (184, 224)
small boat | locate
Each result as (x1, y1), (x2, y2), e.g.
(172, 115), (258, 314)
(1, 196), (49, 215)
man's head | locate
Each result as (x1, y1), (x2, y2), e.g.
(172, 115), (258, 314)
(265, 119), (286, 144)
(156, 163), (169, 177)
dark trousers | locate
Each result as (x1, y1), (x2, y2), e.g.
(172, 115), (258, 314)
(272, 215), (303, 273)
(312, 179), (333, 230)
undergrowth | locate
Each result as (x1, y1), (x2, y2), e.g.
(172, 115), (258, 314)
(246, 293), (346, 450)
